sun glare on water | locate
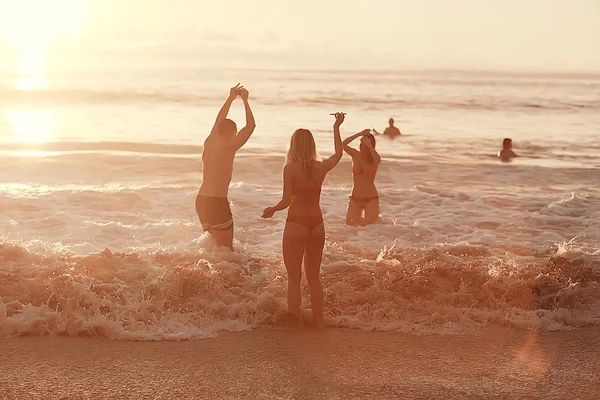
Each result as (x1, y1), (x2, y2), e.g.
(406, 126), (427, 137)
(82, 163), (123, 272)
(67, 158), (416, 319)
(0, 0), (87, 90)
(0, 0), (86, 50)
(6, 110), (55, 143)
(0, 0), (86, 144)
(15, 51), (48, 90)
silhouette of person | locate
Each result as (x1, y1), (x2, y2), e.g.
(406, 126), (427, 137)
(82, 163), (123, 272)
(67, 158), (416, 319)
(373, 118), (401, 139)
(498, 138), (518, 162)
(195, 84), (256, 250)
(262, 113), (344, 327)
(343, 129), (381, 225)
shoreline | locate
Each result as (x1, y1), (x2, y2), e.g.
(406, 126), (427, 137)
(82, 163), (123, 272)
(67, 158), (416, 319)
(2, 327), (599, 399)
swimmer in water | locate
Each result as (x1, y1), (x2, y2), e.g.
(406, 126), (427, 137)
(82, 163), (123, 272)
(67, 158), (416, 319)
(262, 112), (344, 327)
(373, 118), (401, 139)
(498, 138), (518, 162)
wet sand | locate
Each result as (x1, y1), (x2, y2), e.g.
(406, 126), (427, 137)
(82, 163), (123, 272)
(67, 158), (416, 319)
(1, 327), (599, 399)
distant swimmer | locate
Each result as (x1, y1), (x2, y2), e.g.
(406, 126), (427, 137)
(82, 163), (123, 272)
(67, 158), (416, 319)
(373, 118), (401, 139)
(343, 129), (381, 226)
(196, 84), (256, 250)
(262, 113), (344, 327)
(498, 138), (518, 162)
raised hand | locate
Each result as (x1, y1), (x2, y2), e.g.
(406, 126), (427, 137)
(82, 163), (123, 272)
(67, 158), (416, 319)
(229, 83), (242, 99)
(333, 112), (345, 127)
(361, 128), (372, 135)
(262, 207), (275, 219)
(239, 88), (249, 101)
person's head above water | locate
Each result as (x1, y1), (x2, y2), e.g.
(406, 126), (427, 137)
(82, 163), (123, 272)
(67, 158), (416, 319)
(217, 119), (237, 139)
(502, 138), (513, 149)
(286, 128), (318, 167)
(389, 118), (395, 127)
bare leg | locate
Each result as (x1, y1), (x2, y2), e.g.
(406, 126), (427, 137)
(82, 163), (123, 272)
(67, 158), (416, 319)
(214, 226), (234, 250)
(282, 222), (308, 320)
(363, 199), (380, 226)
(346, 198), (363, 226)
(303, 223), (326, 325)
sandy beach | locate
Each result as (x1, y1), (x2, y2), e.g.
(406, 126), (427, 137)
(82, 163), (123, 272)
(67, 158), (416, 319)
(1, 327), (599, 399)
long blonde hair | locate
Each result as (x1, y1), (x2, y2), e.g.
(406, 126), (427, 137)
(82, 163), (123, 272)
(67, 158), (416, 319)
(286, 129), (318, 175)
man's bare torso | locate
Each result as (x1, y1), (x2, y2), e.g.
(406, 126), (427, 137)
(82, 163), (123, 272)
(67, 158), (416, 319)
(384, 126), (401, 138)
(199, 138), (236, 198)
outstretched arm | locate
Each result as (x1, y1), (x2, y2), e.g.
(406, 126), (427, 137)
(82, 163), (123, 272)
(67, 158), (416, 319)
(343, 129), (370, 156)
(322, 113), (344, 171)
(229, 89), (256, 149)
(262, 165), (293, 218)
(208, 84), (241, 141)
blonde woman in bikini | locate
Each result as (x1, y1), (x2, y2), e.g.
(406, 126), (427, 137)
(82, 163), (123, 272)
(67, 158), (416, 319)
(343, 129), (381, 226)
(262, 113), (344, 326)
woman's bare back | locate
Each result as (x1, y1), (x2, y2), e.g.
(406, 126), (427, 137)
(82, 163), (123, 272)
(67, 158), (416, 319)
(287, 162), (328, 218)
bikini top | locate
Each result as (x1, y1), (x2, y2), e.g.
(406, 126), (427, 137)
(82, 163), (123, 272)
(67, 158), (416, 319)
(292, 175), (321, 198)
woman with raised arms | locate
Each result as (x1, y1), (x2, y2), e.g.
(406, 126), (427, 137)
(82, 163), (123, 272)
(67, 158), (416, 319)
(343, 129), (381, 225)
(262, 113), (345, 326)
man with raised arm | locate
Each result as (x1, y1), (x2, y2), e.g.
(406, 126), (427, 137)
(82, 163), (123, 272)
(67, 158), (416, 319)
(195, 84), (256, 250)
(373, 118), (401, 139)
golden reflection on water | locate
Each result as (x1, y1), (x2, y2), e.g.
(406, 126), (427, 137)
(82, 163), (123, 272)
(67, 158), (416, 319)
(6, 110), (54, 143)
(4, 50), (54, 143)
(1, 0), (88, 145)
(16, 50), (49, 90)
(16, 75), (48, 91)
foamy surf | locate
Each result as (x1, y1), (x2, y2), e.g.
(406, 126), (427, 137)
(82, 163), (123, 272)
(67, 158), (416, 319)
(1, 239), (599, 340)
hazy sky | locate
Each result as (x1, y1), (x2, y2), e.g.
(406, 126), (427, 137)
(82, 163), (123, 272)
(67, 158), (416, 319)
(2, 0), (600, 71)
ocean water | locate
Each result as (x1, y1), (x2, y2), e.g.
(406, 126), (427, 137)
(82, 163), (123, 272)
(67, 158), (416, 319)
(1, 58), (599, 340)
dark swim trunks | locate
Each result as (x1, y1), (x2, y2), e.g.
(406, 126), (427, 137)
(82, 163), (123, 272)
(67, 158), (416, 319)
(195, 193), (233, 233)
(349, 195), (379, 208)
